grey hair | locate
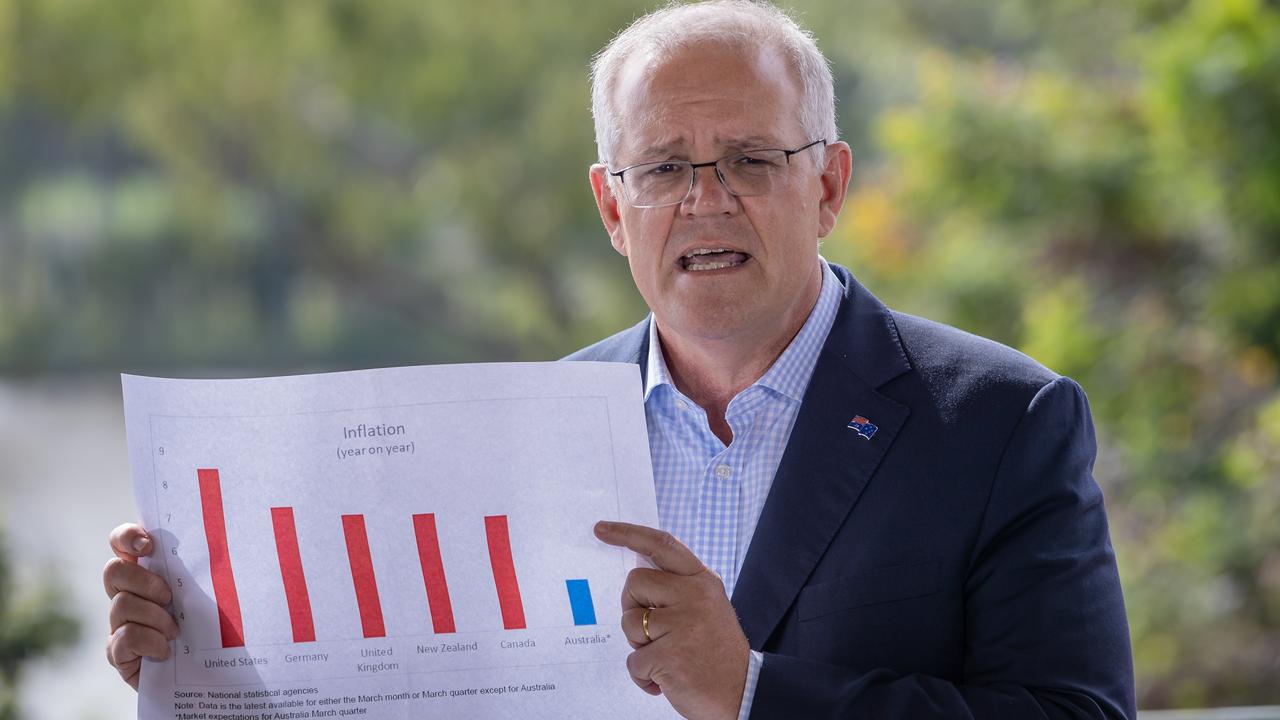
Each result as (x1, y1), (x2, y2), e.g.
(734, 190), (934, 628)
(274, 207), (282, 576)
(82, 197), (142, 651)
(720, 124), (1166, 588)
(589, 0), (837, 167)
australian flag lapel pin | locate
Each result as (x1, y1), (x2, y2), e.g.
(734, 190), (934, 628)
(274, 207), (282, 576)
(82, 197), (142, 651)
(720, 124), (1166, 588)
(847, 415), (878, 440)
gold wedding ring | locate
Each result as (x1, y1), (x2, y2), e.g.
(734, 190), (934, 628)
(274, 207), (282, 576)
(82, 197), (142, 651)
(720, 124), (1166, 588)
(642, 606), (653, 642)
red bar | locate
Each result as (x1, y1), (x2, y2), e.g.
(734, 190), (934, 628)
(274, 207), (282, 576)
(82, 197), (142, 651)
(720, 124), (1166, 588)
(197, 468), (245, 648)
(270, 507), (316, 643)
(341, 514), (386, 638)
(484, 515), (526, 630)
(412, 514), (456, 634)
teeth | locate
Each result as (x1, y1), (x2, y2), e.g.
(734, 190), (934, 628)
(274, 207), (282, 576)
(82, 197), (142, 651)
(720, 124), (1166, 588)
(686, 260), (737, 271)
(684, 248), (732, 258)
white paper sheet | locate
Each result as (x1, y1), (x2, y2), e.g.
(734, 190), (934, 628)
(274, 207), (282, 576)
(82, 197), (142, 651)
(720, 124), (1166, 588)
(121, 362), (679, 719)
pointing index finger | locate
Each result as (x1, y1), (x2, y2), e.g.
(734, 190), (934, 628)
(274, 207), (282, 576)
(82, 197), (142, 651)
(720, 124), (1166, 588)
(593, 521), (705, 576)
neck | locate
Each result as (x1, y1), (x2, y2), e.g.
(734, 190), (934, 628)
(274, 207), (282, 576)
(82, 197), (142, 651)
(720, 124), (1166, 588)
(656, 266), (823, 443)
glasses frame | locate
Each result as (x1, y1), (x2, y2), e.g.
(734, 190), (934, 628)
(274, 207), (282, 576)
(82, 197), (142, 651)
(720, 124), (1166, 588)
(608, 138), (827, 209)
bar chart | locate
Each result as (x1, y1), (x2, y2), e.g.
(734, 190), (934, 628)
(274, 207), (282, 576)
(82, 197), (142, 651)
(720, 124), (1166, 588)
(193, 469), (600, 648)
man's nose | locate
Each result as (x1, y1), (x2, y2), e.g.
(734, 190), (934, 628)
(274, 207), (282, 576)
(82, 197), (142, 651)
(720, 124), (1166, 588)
(681, 166), (739, 215)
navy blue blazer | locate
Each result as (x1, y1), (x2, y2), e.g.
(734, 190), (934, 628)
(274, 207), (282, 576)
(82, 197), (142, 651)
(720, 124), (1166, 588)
(566, 262), (1135, 719)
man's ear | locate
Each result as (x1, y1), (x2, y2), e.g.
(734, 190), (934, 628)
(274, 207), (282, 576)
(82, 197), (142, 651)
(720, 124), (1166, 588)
(589, 164), (629, 256)
(816, 141), (853, 239)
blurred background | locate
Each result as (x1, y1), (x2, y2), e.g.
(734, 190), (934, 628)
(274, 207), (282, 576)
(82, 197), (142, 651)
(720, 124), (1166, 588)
(1, 0), (1278, 717)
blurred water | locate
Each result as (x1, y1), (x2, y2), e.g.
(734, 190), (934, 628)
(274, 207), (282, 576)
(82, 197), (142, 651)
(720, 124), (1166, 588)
(0, 378), (139, 719)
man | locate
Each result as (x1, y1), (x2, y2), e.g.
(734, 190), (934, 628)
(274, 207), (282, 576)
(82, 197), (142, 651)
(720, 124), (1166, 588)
(105, 1), (1136, 718)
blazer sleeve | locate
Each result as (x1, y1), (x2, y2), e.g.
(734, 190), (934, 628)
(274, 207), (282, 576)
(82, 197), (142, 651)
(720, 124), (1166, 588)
(749, 376), (1136, 719)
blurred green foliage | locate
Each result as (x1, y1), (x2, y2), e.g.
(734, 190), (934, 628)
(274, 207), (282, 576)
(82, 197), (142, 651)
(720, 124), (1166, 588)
(826, 0), (1280, 705)
(0, 0), (1276, 708)
(0, 532), (79, 720)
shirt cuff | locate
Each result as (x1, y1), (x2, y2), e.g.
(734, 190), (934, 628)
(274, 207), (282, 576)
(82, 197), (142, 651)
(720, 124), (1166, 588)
(736, 650), (764, 720)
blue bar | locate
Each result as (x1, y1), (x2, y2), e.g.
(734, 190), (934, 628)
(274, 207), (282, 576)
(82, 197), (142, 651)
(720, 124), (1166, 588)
(565, 579), (596, 625)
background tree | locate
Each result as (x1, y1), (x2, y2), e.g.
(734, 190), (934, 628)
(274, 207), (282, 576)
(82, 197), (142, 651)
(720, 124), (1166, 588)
(821, 0), (1280, 705)
(0, 532), (79, 720)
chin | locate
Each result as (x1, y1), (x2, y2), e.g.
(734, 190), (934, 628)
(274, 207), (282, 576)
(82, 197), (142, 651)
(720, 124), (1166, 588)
(660, 302), (753, 342)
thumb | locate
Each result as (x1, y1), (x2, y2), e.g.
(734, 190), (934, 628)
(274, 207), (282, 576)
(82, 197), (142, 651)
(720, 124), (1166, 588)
(108, 523), (153, 561)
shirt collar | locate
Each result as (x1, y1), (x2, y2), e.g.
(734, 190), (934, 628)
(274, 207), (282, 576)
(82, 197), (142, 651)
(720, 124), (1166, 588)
(644, 259), (843, 404)
(643, 310), (675, 402)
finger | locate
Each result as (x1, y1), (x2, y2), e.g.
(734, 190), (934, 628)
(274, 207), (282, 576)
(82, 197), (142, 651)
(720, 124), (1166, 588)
(620, 567), (684, 612)
(594, 521), (704, 576)
(103, 556), (172, 605)
(106, 636), (140, 690)
(625, 644), (663, 696)
(621, 606), (669, 648)
(108, 623), (172, 672)
(108, 523), (153, 561)
(109, 591), (180, 639)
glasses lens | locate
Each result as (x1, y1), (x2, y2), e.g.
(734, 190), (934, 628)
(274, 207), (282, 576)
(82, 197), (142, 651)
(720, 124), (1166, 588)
(718, 150), (789, 196)
(618, 148), (797, 207)
(625, 161), (692, 207)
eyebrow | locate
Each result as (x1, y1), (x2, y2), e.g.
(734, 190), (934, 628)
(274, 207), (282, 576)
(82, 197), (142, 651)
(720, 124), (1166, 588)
(633, 134), (785, 160)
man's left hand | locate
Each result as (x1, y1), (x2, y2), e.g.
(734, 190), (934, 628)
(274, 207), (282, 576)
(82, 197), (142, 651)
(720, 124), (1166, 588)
(594, 520), (751, 720)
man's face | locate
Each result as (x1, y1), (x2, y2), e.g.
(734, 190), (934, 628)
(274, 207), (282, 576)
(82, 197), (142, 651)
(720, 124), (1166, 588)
(590, 42), (850, 346)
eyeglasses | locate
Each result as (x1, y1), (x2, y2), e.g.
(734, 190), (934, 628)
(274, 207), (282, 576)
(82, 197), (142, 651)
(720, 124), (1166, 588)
(608, 139), (827, 209)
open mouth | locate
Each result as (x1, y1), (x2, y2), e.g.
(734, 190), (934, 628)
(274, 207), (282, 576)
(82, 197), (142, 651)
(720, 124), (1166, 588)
(678, 248), (752, 272)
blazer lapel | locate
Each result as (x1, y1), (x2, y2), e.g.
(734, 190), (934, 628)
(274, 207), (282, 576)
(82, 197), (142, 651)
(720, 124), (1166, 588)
(730, 266), (913, 649)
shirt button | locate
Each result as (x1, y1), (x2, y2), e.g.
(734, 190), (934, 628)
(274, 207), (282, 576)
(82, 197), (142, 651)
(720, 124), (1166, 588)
(714, 464), (731, 479)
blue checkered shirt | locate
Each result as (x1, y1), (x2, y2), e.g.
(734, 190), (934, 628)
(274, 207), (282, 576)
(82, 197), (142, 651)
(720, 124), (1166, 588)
(643, 260), (842, 719)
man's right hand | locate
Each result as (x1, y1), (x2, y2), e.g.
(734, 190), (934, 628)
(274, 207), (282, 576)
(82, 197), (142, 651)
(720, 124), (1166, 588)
(104, 523), (180, 690)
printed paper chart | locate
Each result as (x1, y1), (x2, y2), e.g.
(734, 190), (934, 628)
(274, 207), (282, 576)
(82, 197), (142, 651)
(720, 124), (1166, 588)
(121, 362), (677, 719)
